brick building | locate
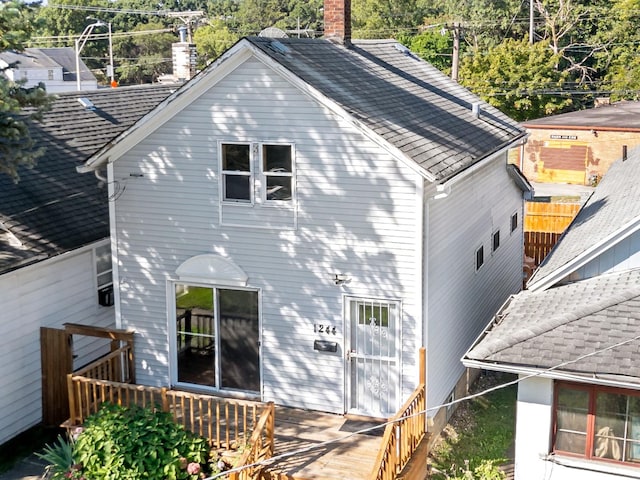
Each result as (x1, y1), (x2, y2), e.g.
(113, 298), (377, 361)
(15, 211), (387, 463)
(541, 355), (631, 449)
(520, 100), (640, 186)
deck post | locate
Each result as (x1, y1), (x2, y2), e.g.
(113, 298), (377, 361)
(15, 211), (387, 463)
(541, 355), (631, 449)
(66, 374), (77, 426)
(419, 347), (427, 432)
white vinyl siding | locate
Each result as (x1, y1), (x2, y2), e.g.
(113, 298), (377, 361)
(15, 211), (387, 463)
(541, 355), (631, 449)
(111, 57), (422, 413)
(425, 154), (524, 414)
(570, 228), (640, 282)
(0, 244), (115, 445)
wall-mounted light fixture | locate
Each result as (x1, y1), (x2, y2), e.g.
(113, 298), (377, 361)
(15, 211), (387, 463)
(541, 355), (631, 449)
(333, 274), (350, 285)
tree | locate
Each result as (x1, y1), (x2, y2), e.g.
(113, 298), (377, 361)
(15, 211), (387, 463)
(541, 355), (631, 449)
(532, 0), (610, 83)
(113, 21), (175, 84)
(352, 0), (426, 39)
(399, 28), (453, 72)
(594, 0), (640, 100)
(0, 1), (51, 182)
(193, 20), (239, 67)
(458, 38), (575, 120)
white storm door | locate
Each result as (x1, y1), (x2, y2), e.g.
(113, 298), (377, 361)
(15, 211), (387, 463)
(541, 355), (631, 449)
(347, 298), (400, 417)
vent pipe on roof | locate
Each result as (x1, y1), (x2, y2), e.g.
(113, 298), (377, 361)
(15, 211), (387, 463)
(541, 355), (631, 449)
(177, 26), (188, 43)
(472, 102), (481, 118)
(623, 145), (628, 161)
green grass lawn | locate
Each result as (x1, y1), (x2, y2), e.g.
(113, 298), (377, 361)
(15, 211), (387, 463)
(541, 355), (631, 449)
(429, 372), (517, 479)
(0, 426), (62, 474)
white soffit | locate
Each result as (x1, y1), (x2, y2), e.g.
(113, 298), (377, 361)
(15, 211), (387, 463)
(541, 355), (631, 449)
(176, 254), (248, 286)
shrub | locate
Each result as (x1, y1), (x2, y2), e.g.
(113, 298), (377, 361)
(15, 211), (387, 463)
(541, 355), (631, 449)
(72, 403), (211, 480)
(37, 434), (76, 480)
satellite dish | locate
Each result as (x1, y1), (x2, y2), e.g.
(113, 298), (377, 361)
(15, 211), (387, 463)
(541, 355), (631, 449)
(258, 27), (288, 38)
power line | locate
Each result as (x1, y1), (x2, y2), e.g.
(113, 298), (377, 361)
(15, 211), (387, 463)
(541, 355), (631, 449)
(203, 332), (640, 479)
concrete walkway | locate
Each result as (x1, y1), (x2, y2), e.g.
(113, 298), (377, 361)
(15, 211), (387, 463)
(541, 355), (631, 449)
(0, 454), (48, 480)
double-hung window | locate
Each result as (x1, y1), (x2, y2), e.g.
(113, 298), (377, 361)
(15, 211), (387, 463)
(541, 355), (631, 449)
(222, 143), (252, 202)
(221, 142), (293, 204)
(554, 381), (640, 465)
(263, 144), (292, 201)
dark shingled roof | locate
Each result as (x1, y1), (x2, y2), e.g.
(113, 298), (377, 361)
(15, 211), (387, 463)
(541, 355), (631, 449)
(528, 146), (640, 288)
(466, 268), (640, 384)
(0, 84), (176, 274)
(522, 100), (640, 130)
(245, 38), (524, 182)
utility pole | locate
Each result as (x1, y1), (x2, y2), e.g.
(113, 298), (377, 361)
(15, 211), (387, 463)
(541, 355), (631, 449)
(529, 0), (535, 44)
(451, 22), (460, 82)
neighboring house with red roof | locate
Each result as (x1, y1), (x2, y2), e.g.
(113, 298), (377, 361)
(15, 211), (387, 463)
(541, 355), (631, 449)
(0, 84), (174, 446)
(78, 0), (533, 434)
(464, 148), (640, 479)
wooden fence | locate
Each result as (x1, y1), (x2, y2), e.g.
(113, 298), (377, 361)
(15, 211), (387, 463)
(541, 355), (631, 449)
(370, 348), (426, 480)
(524, 201), (581, 272)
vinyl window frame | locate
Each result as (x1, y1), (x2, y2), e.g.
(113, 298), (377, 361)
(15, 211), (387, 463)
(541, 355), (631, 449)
(552, 381), (640, 466)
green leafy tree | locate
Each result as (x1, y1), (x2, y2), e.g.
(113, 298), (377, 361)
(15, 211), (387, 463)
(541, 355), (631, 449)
(458, 38), (575, 120)
(400, 28), (453, 72)
(113, 21), (175, 84)
(352, 0), (426, 39)
(0, 1), (51, 182)
(594, 0), (640, 100)
(426, 0), (525, 50)
(193, 19), (239, 67)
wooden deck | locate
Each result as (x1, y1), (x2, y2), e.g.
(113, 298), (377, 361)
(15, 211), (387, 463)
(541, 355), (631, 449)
(266, 407), (385, 480)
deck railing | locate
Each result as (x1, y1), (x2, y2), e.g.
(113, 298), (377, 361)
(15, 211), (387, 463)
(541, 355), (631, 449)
(73, 344), (133, 383)
(229, 402), (275, 480)
(370, 348), (427, 480)
(67, 375), (266, 450)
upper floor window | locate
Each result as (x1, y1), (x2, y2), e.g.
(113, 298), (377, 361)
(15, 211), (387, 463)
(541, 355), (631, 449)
(220, 142), (294, 204)
(511, 212), (518, 233)
(263, 144), (292, 201)
(554, 381), (640, 465)
(222, 143), (252, 202)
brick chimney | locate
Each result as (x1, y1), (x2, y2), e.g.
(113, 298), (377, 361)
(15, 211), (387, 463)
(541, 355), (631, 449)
(324, 0), (351, 45)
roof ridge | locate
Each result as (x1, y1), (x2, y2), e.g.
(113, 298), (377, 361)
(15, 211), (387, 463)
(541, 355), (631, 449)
(471, 278), (640, 359)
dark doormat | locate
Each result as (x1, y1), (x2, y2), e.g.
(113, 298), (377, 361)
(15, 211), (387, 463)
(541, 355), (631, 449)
(339, 419), (386, 437)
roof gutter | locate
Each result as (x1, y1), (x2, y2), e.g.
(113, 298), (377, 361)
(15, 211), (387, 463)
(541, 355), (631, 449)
(462, 358), (640, 390)
(435, 131), (528, 192)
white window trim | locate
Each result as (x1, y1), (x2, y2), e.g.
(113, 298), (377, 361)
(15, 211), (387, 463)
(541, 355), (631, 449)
(167, 278), (263, 399)
(219, 141), (255, 205)
(260, 143), (295, 204)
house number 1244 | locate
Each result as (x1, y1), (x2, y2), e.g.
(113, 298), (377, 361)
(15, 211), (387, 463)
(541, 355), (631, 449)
(314, 324), (337, 335)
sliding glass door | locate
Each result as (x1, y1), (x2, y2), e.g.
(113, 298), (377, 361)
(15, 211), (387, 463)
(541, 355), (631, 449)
(175, 284), (259, 392)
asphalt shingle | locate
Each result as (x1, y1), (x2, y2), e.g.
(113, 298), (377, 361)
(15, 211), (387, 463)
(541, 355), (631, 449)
(246, 37), (524, 182)
(0, 84), (176, 274)
(466, 268), (640, 382)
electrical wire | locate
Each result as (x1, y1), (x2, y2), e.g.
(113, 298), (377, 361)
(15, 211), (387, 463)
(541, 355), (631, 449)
(203, 331), (640, 479)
